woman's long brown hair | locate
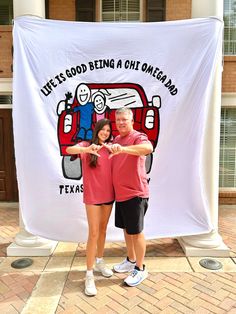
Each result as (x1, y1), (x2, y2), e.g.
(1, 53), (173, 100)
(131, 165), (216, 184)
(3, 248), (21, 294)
(89, 119), (112, 168)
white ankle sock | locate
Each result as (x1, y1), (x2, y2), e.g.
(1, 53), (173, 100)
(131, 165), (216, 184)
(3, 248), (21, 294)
(96, 257), (103, 263)
(86, 270), (93, 276)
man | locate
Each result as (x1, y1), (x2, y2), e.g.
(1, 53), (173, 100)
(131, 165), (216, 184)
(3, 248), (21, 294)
(106, 107), (153, 287)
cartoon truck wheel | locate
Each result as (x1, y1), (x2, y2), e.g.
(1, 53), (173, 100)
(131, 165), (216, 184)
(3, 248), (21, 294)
(57, 83), (161, 180)
(145, 153), (153, 174)
(62, 156), (82, 180)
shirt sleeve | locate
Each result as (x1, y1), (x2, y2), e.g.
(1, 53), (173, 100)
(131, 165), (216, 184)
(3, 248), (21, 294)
(73, 106), (81, 113)
(134, 132), (152, 146)
(77, 141), (90, 147)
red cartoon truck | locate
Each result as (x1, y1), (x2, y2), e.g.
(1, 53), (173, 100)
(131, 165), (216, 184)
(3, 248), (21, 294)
(57, 83), (161, 179)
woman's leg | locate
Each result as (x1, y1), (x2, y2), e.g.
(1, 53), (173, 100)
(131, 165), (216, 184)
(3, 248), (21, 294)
(96, 203), (113, 258)
(85, 204), (101, 270)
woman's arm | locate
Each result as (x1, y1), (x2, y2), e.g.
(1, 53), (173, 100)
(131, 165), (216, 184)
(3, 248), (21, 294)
(66, 143), (101, 156)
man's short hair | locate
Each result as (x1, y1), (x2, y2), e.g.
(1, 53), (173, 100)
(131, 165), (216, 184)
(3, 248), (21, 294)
(115, 107), (133, 119)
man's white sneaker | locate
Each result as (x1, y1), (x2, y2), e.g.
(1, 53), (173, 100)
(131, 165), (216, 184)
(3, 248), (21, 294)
(124, 266), (148, 287)
(85, 275), (97, 296)
(94, 259), (113, 277)
(113, 258), (136, 273)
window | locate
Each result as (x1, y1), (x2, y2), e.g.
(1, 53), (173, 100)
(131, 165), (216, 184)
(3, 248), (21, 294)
(219, 108), (236, 187)
(101, 0), (165, 22)
(76, 0), (95, 22)
(0, 95), (12, 103)
(146, 0), (165, 22)
(102, 0), (140, 22)
(224, 0), (236, 55)
(0, 95), (12, 109)
(0, 0), (13, 25)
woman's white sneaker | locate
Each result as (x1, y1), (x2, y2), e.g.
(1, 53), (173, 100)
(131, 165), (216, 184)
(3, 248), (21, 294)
(94, 259), (113, 277)
(85, 275), (97, 296)
(113, 258), (136, 273)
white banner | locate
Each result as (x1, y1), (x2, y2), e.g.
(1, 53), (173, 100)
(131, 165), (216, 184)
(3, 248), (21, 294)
(13, 16), (223, 242)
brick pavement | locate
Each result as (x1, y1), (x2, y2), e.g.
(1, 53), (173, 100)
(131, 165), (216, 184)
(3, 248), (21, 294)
(0, 272), (40, 313)
(0, 203), (19, 257)
(0, 204), (236, 313)
(56, 272), (236, 313)
(219, 207), (236, 256)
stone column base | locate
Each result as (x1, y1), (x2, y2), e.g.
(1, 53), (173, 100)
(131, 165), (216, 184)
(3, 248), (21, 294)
(178, 230), (230, 257)
(7, 229), (57, 257)
(7, 241), (57, 257)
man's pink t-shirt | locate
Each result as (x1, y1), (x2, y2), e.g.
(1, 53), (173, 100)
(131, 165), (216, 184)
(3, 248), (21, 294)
(78, 142), (114, 205)
(112, 130), (151, 202)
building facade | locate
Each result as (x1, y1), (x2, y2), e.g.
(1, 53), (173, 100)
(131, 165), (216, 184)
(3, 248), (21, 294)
(0, 0), (235, 204)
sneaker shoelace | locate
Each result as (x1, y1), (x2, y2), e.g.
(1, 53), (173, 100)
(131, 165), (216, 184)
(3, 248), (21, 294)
(130, 269), (139, 277)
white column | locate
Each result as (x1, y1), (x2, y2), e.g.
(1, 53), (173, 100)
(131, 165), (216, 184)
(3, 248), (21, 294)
(13, 0), (45, 18)
(7, 0), (57, 256)
(178, 0), (230, 256)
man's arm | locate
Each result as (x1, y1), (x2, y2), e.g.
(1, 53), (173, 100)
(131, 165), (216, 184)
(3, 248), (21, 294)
(103, 143), (153, 157)
(121, 143), (153, 156)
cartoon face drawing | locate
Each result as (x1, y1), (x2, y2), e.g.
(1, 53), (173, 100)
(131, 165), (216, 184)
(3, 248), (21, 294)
(93, 93), (106, 114)
(76, 83), (91, 105)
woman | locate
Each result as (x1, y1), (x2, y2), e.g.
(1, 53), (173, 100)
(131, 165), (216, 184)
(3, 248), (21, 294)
(66, 119), (114, 296)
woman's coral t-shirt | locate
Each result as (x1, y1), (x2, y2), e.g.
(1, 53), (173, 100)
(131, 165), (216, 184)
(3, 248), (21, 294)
(78, 142), (114, 205)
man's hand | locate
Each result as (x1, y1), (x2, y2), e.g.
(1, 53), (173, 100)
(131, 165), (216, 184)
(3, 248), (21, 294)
(102, 143), (124, 158)
(103, 142), (153, 157)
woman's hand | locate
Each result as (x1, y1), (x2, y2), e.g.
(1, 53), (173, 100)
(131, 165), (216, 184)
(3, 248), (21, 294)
(87, 144), (102, 156)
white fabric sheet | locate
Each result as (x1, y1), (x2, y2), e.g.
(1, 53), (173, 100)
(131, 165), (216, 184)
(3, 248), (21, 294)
(13, 16), (223, 241)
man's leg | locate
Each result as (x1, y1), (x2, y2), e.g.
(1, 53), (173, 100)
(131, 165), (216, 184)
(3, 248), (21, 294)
(122, 197), (148, 286)
(113, 199), (137, 273)
(132, 231), (146, 269)
(113, 229), (136, 273)
(124, 231), (148, 286)
(124, 229), (136, 262)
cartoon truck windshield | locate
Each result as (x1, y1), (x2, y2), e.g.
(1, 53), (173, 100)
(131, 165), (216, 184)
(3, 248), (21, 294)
(57, 83), (161, 180)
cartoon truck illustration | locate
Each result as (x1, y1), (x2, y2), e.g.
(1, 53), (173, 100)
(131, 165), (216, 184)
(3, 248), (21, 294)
(57, 83), (161, 180)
